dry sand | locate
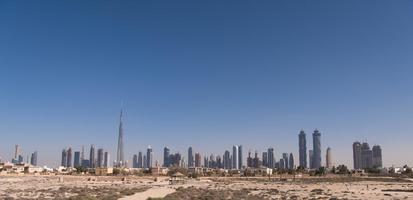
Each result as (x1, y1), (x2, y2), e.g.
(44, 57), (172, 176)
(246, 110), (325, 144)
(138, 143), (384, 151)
(1, 174), (413, 199)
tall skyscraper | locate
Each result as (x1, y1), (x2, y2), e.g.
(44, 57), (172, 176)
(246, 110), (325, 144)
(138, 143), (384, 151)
(81, 146), (85, 161)
(74, 151), (81, 167)
(232, 145), (239, 170)
(116, 109), (125, 168)
(104, 151), (110, 168)
(97, 148), (104, 167)
(352, 142), (362, 170)
(361, 142), (373, 169)
(89, 145), (95, 168)
(163, 147), (170, 167)
(298, 130), (307, 168)
(326, 147), (332, 168)
(289, 153), (294, 169)
(66, 147), (73, 168)
(262, 152), (268, 167)
(195, 153), (202, 167)
(143, 155), (147, 168)
(372, 145), (382, 168)
(238, 145), (243, 169)
(61, 149), (67, 167)
(282, 153), (289, 169)
(133, 154), (138, 168)
(188, 146), (194, 168)
(137, 151), (143, 168)
(30, 151), (38, 166)
(312, 129), (322, 169)
(146, 146), (153, 168)
(223, 150), (231, 169)
(309, 150), (313, 169)
(14, 145), (20, 160)
(267, 148), (275, 168)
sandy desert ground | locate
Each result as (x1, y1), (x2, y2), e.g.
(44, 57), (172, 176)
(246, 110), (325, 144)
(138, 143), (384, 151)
(1, 175), (413, 200)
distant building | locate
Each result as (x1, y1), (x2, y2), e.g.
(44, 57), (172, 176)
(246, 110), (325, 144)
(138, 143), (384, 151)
(89, 145), (95, 168)
(326, 147), (332, 168)
(137, 152), (143, 168)
(195, 153), (202, 167)
(361, 142), (373, 169)
(116, 109), (125, 168)
(262, 152), (268, 167)
(372, 145), (382, 168)
(30, 151), (38, 166)
(97, 148), (104, 168)
(104, 151), (110, 168)
(188, 147), (194, 168)
(309, 150), (313, 169)
(163, 147), (170, 167)
(232, 145), (239, 170)
(353, 142), (362, 170)
(61, 149), (67, 167)
(312, 129), (322, 169)
(66, 148), (73, 168)
(282, 153), (289, 169)
(143, 155), (147, 168)
(133, 154), (138, 168)
(252, 151), (260, 168)
(298, 130), (307, 168)
(223, 151), (231, 169)
(289, 153), (294, 169)
(74, 151), (81, 167)
(267, 148), (275, 168)
(146, 146), (153, 168)
(247, 151), (253, 168)
(238, 145), (243, 169)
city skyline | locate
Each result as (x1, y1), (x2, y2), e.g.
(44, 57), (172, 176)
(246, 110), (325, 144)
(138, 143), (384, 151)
(1, 1), (413, 168)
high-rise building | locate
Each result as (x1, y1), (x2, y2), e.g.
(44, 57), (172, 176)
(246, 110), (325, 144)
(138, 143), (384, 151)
(203, 156), (209, 168)
(252, 151), (259, 168)
(312, 129), (322, 169)
(372, 145), (382, 168)
(146, 146), (153, 168)
(14, 145), (20, 160)
(74, 151), (81, 167)
(289, 153), (294, 169)
(223, 151), (231, 169)
(30, 151), (38, 166)
(188, 147), (194, 168)
(282, 153), (289, 169)
(238, 145), (243, 169)
(309, 150), (313, 169)
(66, 147), (73, 168)
(298, 130), (307, 168)
(326, 147), (332, 168)
(247, 151), (253, 168)
(352, 142), (362, 170)
(232, 145), (239, 170)
(137, 152), (143, 168)
(163, 147), (170, 167)
(116, 109), (125, 168)
(97, 148), (104, 168)
(195, 153), (202, 167)
(61, 149), (67, 167)
(361, 142), (373, 169)
(89, 145), (95, 168)
(81, 146), (85, 161)
(267, 148), (275, 168)
(262, 152), (268, 167)
(133, 154), (138, 168)
(104, 151), (110, 168)
(143, 155), (147, 168)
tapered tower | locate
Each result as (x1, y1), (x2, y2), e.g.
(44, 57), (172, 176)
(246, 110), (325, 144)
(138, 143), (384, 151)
(116, 108), (125, 167)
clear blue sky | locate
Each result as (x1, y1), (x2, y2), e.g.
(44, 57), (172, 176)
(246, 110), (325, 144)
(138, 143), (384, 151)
(1, 1), (412, 168)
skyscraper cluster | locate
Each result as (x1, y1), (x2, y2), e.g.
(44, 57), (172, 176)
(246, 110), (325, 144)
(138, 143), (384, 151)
(353, 141), (382, 169)
(8, 145), (38, 166)
(61, 145), (109, 168)
(132, 146), (154, 169)
(298, 129), (323, 169)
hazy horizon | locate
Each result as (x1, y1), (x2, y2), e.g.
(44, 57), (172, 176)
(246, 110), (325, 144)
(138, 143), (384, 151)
(1, 1), (413, 168)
